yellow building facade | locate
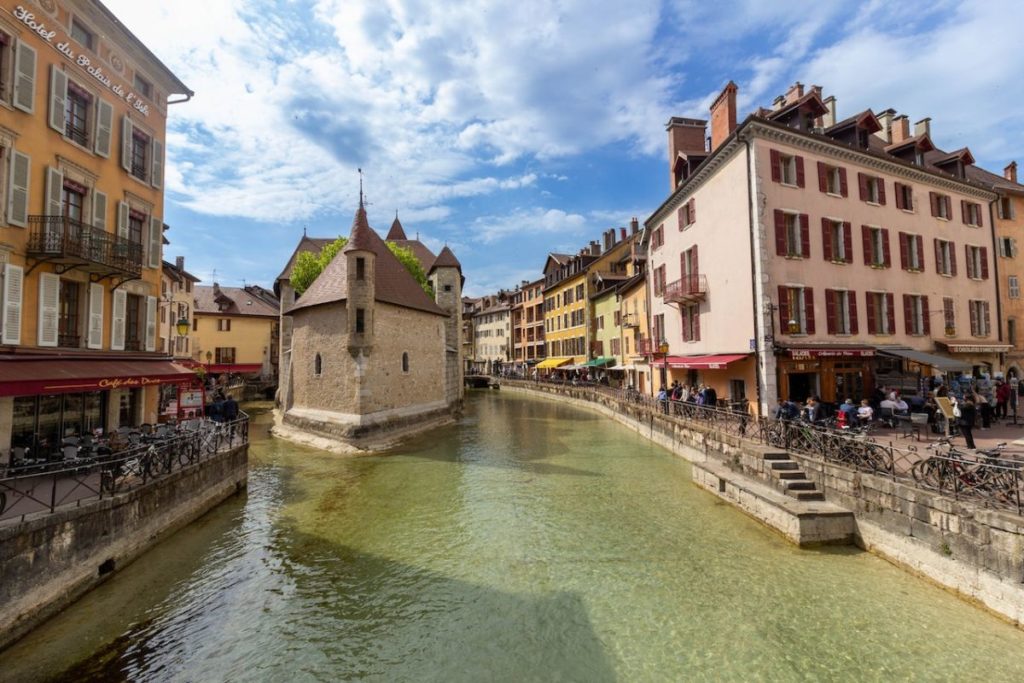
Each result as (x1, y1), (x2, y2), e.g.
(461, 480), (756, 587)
(539, 252), (594, 370)
(192, 284), (279, 379)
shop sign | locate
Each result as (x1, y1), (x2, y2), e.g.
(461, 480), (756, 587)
(944, 344), (1010, 354)
(788, 348), (875, 360)
(14, 6), (150, 116)
(180, 391), (204, 408)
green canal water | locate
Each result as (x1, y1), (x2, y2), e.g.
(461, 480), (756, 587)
(3, 392), (1024, 681)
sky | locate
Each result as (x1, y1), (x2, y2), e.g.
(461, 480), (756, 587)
(102, 0), (1024, 297)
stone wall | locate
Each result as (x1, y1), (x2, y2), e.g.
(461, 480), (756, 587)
(0, 445), (248, 651)
(500, 381), (1024, 626)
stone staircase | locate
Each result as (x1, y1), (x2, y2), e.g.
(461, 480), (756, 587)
(763, 452), (825, 501)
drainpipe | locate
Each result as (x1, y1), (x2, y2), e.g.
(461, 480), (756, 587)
(988, 196), (1005, 370)
(742, 133), (764, 414)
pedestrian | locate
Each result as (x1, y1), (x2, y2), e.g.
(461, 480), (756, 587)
(703, 384), (718, 409)
(224, 395), (239, 422)
(958, 398), (977, 450)
(996, 380), (1011, 420)
(973, 389), (992, 429)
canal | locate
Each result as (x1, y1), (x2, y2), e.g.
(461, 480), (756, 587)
(3, 392), (1024, 681)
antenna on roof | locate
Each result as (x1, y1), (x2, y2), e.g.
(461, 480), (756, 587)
(358, 168), (364, 208)
(303, 225), (307, 236)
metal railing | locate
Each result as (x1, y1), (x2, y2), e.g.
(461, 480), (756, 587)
(27, 215), (143, 276)
(502, 379), (1023, 515)
(0, 412), (249, 525)
(663, 274), (708, 303)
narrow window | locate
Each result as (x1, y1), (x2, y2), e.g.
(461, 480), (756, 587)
(65, 82), (91, 146)
(71, 19), (94, 50)
(133, 74), (152, 99)
(356, 256), (365, 280)
(355, 308), (365, 333)
(314, 353), (322, 377)
(1010, 276), (1020, 299)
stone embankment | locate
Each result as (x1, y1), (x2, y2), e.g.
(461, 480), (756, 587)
(499, 380), (1024, 628)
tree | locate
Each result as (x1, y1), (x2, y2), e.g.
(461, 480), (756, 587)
(292, 237), (434, 298)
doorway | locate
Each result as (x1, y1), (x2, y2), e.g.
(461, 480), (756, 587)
(787, 372), (818, 402)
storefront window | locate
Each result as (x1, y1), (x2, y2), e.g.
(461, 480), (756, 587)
(119, 388), (141, 427)
(63, 393), (84, 439)
(37, 394), (63, 451)
(11, 396), (37, 450)
(9, 392), (108, 454)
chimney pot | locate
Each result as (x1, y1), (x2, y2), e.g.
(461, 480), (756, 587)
(784, 82), (804, 104)
(1005, 161), (1018, 183)
(914, 117), (931, 139)
(891, 115), (910, 144)
(176, 256), (184, 271)
(619, 227), (627, 241)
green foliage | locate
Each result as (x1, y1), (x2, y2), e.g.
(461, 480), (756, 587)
(291, 237), (434, 298)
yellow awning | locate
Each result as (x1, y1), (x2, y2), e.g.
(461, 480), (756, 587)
(536, 357), (572, 369)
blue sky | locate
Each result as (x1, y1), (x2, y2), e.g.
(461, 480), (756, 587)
(104, 0), (1024, 297)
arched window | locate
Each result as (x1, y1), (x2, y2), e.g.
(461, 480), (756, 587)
(314, 353), (322, 377)
(402, 352), (409, 373)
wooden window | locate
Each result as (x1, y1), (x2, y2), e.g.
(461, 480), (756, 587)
(817, 162), (847, 196)
(215, 347), (236, 364)
(903, 294), (929, 336)
(678, 198), (696, 229)
(825, 289), (857, 335)
(778, 286), (814, 335)
(899, 232), (924, 271)
(894, 183), (914, 211)
(125, 294), (142, 350)
(58, 280), (80, 348)
(998, 196), (1016, 220)
(965, 245), (988, 280)
(866, 292), (895, 335)
(858, 173), (886, 205)
(998, 237), (1017, 258)
(217, 318), (231, 331)
(651, 225), (664, 250)
(131, 130), (150, 181)
(862, 226), (891, 267)
(961, 200), (983, 227)
(64, 82), (91, 146)
(821, 219), (852, 263)
(71, 19), (94, 50)
(771, 150), (804, 187)
(933, 239), (956, 276)
(774, 210), (809, 258)
(681, 303), (700, 342)
(930, 192), (952, 219)
(943, 297), (955, 336)
(133, 73), (152, 99)
(969, 300), (991, 337)
(1010, 275), (1020, 299)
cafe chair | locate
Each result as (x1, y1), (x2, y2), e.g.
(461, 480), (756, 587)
(62, 444), (80, 460)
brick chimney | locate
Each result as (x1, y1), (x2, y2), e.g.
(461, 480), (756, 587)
(619, 227), (627, 242)
(891, 115), (910, 144)
(875, 109), (895, 142)
(1005, 161), (1018, 183)
(630, 217), (639, 234)
(821, 96), (837, 128)
(772, 95), (786, 111)
(709, 81), (738, 152)
(175, 255), (184, 271)
(666, 117), (708, 189)
(914, 118), (931, 139)
(590, 240), (601, 257)
(784, 82), (804, 105)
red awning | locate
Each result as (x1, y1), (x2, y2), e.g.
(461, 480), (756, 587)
(0, 358), (195, 397)
(205, 363), (262, 374)
(665, 353), (749, 369)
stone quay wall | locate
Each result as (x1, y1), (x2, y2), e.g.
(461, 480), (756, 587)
(499, 381), (1024, 627)
(0, 444), (249, 652)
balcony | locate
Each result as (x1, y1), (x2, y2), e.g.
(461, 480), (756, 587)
(637, 338), (662, 356)
(663, 274), (707, 303)
(621, 313), (640, 328)
(27, 215), (143, 278)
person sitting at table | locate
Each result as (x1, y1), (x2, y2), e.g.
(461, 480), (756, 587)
(857, 399), (874, 423)
(892, 396), (909, 414)
(802, 397), (822, 423)
(838, 398), (859, 426)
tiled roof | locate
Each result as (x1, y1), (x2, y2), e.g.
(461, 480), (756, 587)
(428, 245), (462, 273)
(194, 285), (279, 317)
(275, 236), (335, 285)
(388, 239), (436, 270)
(386, 216), (407, 240)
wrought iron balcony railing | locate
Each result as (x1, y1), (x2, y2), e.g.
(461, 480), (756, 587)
(27, 215), (143, 277)
(637, 338), (662, 356)
(663, 274), (707, 303)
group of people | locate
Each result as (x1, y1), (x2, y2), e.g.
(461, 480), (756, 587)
(656, 381), (719, 413)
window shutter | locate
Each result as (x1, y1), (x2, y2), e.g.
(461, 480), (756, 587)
(825, 289), (837, 334)
(800, 214), (810, 258)
(693, 305), (700, 341)
(961, 200), (969, 224)
(1, 264), (24, 345)
(7, 150), (31, 228)
(677, 206), (685, 230)
(969, 301), (978, 336)
(45, 166), (64, 217)
(770, 149), (781, 183)
(1013, 238), (1019, 257)
(929, 192), (939, 217)
(981, 246), (989, 279)
(681, 308), (689, 342)
(881, 228), (891, 266)
(689, 197), (696, 224)
(92, 191), (107, 230)
(944, 298), (955, 332)
(866, 293), (877, 334)
(876, 179), (886, 206)
(145, 295), (157, 351)
(965, 244), (973, 278)
(121, 115), (133, 172)
(899, 232), (909, 270)
(858, 173), (868, 202)
(817, 162), (828, 193)
(922, 296), (930, 335)
(95, 98), (113, 158)
(151, 138), (164, 189)
(984, 302), (991, 336)
(998, 200), (1006, 220)
(839, 168), (848, 197)
(48, 65), (68, 133)
(117, 201), (130, 239)
(1011, 201), (1017, 221)
(821, 218), (833, 261)
(916, 236), (924, 271)
(949, 243), (957, 276)
(87, 282), (104, 349)
(903, 294), (913, 335)
(777, 286), (790, 334)
(934, 239), (942, 273)
(37, 272), (59, 347)
(148, 216), (162, 268)
(804, 288), (815, 334)
(111, 289), (126, 350)
(886, 293), (896, 334)
(944, 196), (952, 219)
(843, 222), (853, 263)
(12, 41), (37, 114)
(774, 210), (786, 255)
(999, 239), (1007, 258)
(795, 156), (805, 188)
(894, 183), (904, 210)
(848, 291), (859, 335)
(861, 225), (872, 265)
(691, 245), (698, 277)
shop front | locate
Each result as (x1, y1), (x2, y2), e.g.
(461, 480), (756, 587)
(665, 354), (754, 410)
(935, 342), (1012, 379)
(776, 346), (877, 405)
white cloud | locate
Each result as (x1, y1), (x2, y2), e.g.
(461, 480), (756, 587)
(471, 207), (588, 244)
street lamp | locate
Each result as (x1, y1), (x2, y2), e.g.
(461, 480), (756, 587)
(659, 338), (669, 389)
(787, 318), (800, 334)
(206, 350), (213, 375)
(175, 317), (190, 338)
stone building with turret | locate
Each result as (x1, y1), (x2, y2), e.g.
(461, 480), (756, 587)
(273, 203), (463, 451)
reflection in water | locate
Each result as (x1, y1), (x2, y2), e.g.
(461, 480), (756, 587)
(4, 394), (1024, 681)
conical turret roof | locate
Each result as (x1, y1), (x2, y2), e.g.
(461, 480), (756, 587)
(386, 214), (408, 241)
(343, 203), (375, 253)
(428, 245), (462, 274)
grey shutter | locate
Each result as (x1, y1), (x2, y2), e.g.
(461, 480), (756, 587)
(48, 64), (68, 133)
(45, 166), (64, 216)
(1013, 239), (1019, 258)
(121, 115), (133, 172)
(37, 272), (59, 347)
(1, 264), (24, 345)
(145, 295), (157, 352)
(151, 138), (164, 189)
(7, 150), (30, 227)
(87, 282), (104, 349)
(95, 98), (113, 157)
(148, 216), (162, 268)
(12, 41), (36, 113)
(92, 190), (107, 230)
(117, 201), (130, 239)
(111, 289), (126, 350)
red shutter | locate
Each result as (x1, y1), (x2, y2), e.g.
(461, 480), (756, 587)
(961, 200), (968, 224)
(825, 289), (837, 333)
(945, 196), (953, 219)
(877, 179), (886, 205)
(681, 308), (689, 342)
(983, 302), (991, 336)
(774, 209), (786, 255)
(965, 244), (973, 278)
(800, 214), (810, 258)
(916, 236), (925, 271)
(843, 222), (853, 263)
(693, 305), (701, 341)
(981, 246), (989, 279)
(848, 291), (859, 335)
(778, 286), (790, 334)
(770, 149), (781, 183)
(680, 251), (687, 280)
(866, 292), (877, 334)
(886, 293), (896, 334)
(895, 183), (905, 210)
(858, 173), (869, 201)
(692, 245), (699, 278)
(677, 206), (685, 230)
(934, 238), (942, 273)
(882, 228), (891, 267)
(922, 296), (930, 335)
(804, 287), (815, 334)
(862, 225), (872, 265)
(969, 301), (978, 336)
(949, 243), (957, 276)
(903, 294), (913, 335)
(817, 162), (828, 193)
(930, 192), (939, 217)
(899, 232), (909, 270)
(821, 218), (833, 261)
(689, 197), (696, 224)
(944, 298), (954, 331)
(839, 168), (848, 197)
(795, 155), (805, 188)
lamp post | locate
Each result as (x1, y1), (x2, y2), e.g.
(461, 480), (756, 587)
(206, 350), (213, 375)
(659, 338), (669, 389)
